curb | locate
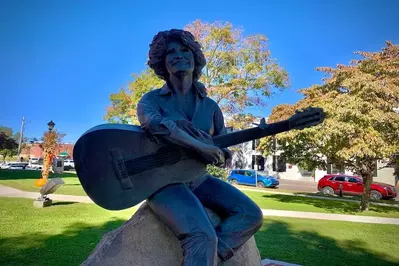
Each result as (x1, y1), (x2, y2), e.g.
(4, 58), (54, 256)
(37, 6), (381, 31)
(262, 258), (301, 266)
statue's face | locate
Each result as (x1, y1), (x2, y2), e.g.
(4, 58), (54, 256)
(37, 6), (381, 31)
(165, 41), (194, 77)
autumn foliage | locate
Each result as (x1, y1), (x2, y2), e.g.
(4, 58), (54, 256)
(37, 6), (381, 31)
(259, 41), (399, 211)
(104, 20), (289, 129)
(40, 131), (58, 180)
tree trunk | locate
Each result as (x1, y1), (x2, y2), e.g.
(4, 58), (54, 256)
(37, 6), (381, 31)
(360, 173), (373, 211)
(1, 153), (7, 163)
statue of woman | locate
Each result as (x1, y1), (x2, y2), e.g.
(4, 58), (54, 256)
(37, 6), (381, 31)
(137, 29), (263, 266)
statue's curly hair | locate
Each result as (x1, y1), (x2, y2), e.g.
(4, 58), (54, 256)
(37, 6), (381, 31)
(148, 29), (206, 82)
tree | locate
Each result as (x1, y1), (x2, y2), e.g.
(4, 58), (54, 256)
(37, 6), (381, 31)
(0, 132), (18, 162)
(259, 41), (399, 211)
(0, 126), (18, 162)
(0, 126), (12, 137)
(39, 130), (59, 180)
(104, 20), (289, 128)
(184, 20), (289, 128)
(104, 69), (164, 125)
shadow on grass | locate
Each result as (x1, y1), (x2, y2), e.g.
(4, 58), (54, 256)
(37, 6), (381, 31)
(51, 202), (77, 206)
(0, 219), (126, 266)
(0, 170), (78, 180)
(294, 192), (399, 205)
(262, 194), (399, 214)
(1, 218), (396, 266)
(255, 220), (398, 266)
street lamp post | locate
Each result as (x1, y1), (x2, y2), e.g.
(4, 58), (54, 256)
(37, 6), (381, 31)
(48, 120), (55, 131)
(34, 120), (56, 187)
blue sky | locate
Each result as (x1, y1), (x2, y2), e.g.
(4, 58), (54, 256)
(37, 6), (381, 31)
(1, 0), (398, 143)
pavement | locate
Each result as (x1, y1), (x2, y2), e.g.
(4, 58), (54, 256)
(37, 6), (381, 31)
(274, 179), (318, 193)
(262, 258), (301, 266)
(0, 184), (93, 203)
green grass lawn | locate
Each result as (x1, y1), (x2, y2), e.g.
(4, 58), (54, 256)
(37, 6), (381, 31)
(245, 191), (399, 218)
(0, 170), (87, 196)
(0, 197), (398, 266)
(256, 217), (399, 266)
(1, 170), (399, 218)
(0, 197), (136, 266)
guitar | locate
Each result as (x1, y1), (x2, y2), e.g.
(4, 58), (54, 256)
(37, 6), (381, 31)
(73, 107), (325, 210)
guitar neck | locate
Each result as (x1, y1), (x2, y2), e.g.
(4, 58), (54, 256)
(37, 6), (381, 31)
(213, 120), (291, 148)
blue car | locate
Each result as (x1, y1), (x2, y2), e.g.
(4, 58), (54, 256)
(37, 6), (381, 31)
(228, 169), (279, 188)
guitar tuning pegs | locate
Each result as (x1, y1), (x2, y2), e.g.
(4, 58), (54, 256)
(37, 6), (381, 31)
(252, 117), (268, 129)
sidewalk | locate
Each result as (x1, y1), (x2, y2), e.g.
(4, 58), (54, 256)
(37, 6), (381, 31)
(262, 258), (301, 266)
(1, 184), (399, 225)
(0, 185), (93, 203)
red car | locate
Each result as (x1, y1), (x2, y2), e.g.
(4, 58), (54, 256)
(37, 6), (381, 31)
(317, 174), (397, 200)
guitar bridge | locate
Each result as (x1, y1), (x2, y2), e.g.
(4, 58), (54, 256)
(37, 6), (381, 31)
(109, 148), (133, 190)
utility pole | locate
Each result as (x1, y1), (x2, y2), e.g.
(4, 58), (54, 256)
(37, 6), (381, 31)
(17, 117), (25, 156)
(273, 136), (278, 174)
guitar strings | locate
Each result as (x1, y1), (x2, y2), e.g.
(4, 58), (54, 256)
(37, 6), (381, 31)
(124, 148), (183, 175)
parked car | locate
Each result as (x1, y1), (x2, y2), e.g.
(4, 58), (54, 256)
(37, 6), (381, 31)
(64, 159), (75, 170)
(317, 174), (397, 200)
(29, 157), (40, 164)
(228, 169), (279, 188)
(0, 162), (28, 170)
(27, 164), (43, 170)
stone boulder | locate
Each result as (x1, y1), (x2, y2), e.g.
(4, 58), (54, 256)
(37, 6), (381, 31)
(82, 202), (262, 266)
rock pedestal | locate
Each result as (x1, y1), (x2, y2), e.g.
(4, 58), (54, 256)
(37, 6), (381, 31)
(33, 198), (52, 208)
(82, 203), (262, 266)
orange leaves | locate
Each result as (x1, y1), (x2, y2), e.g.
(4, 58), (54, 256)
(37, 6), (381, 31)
(41, 131), (58, 179)
(260, 41), (399, 173)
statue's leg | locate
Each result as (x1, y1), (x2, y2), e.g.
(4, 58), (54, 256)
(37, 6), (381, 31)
(147, 183), (217, 266)
(192, 176), (263, 262)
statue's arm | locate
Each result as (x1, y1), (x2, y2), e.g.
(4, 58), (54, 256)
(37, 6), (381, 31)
(213, 105), (233, 166)
(136, 95), (211, 154)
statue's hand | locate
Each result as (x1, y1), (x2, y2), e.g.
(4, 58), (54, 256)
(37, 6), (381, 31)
(198, 144), (225, 165)
(175, 120), (213, 145)
(221, 148), (233, 168)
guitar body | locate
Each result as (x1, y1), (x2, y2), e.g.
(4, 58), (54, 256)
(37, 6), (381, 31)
(73, 107), (325, 211)
(73, 124), (207, 210)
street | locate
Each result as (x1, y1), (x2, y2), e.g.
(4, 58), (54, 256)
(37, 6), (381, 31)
(274, 179), (318, 193)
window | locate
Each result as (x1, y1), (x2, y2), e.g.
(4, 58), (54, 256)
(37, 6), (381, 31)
(252, 139), (260, 150)
(272, 155), (286, 172)
(348, 177), (360, 183)
(244, 171), (254, 177)
(251, 155), (265, 171)
(333, 176), (346, 182)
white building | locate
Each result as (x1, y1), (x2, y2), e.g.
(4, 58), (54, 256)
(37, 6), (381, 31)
(228, 119), (398, 186)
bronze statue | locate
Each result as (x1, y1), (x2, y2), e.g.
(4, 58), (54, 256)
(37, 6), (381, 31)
(137, 29), (263, 265)
(73, 28), (325, 266)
